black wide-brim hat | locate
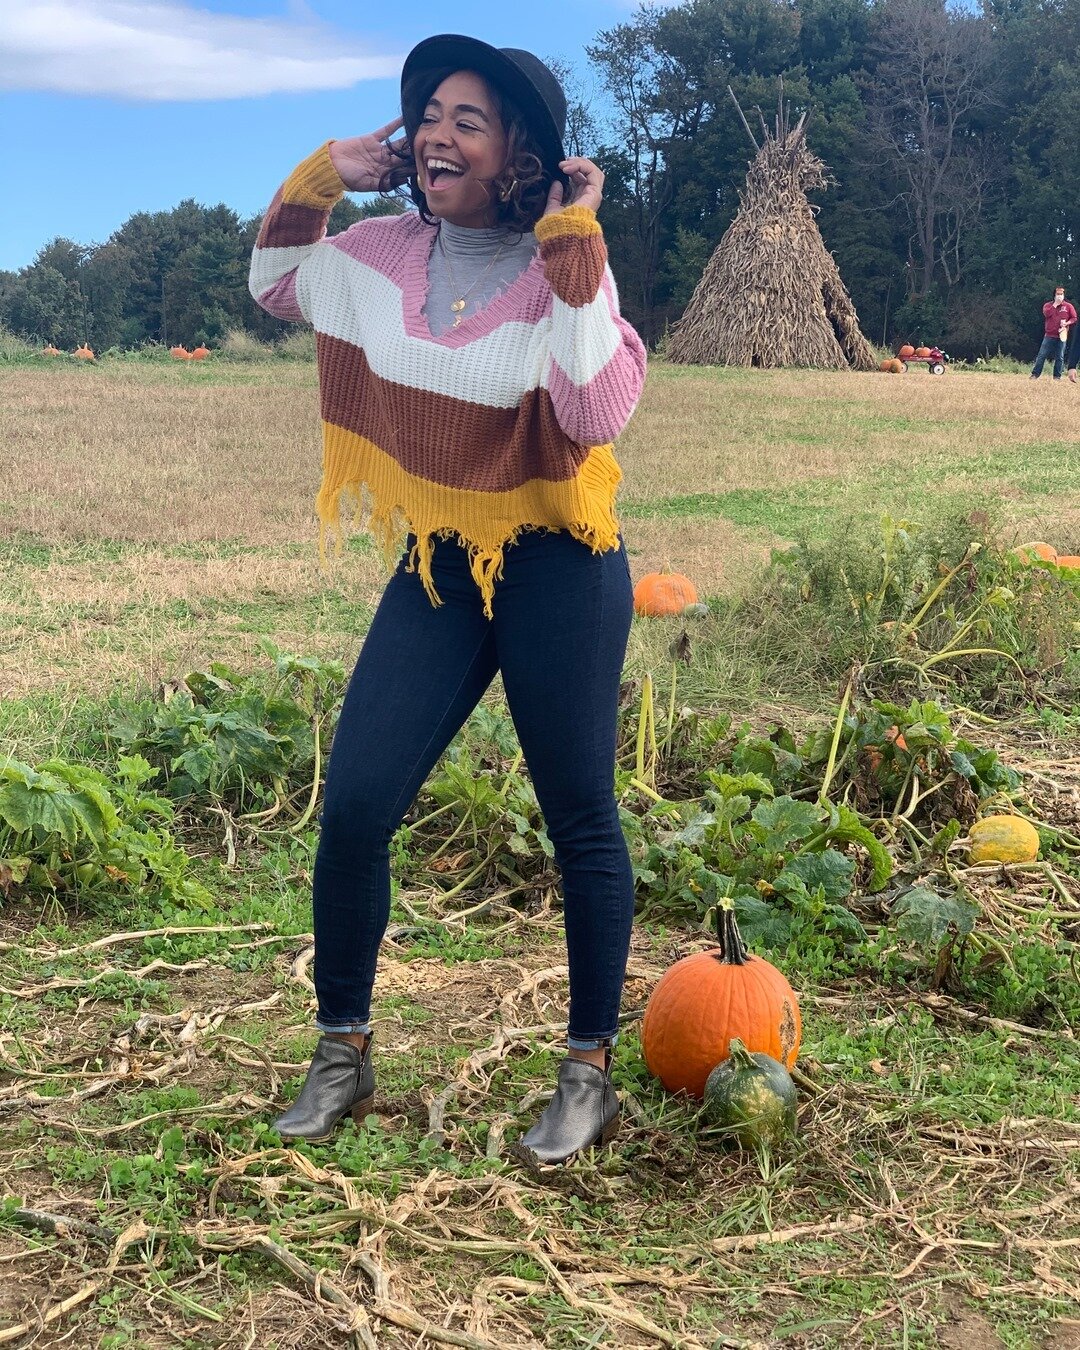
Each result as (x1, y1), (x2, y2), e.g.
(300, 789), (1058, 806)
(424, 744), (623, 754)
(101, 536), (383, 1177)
(401, 34), (567, 176)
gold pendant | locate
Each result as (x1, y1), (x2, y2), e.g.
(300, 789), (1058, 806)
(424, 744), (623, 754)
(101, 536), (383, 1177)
(450, 298), (467, 313)
(452, 315), (462, 328)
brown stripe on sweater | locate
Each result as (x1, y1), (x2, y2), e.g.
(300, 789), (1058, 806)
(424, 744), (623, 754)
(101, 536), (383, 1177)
(537, 231), (607, 308)
(256, 191), (331, 249)
(316, 332), (593, 492)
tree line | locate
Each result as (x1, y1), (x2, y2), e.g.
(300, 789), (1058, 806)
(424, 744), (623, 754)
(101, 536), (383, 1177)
(3, 0), (1076, 359)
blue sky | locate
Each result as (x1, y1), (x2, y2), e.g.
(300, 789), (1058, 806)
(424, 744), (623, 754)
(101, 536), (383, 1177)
(0, 0), (645, 271)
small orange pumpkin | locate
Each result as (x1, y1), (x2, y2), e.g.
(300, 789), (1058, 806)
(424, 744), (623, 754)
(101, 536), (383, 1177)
(641, 900), (801, 1100)
(1010, 541), (1057, 564)
(878, 358), (893, 372)
(74, 344), (94, 360)
(915, 346), (931, 358)
(1056, 555), (1080, 570)
(190, 345), (210, 360)
(42, 345), (61, 356)
(170, 345), (190, 360)
(889, 358), (906, 373)
(898, 344), (915, 358)
(633, 569), (698, 617)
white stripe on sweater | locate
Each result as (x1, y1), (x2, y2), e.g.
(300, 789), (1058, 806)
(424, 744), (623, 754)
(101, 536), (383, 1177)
(249, 243), (320, 318)
(542, 290), (623, 388)
(302, 246), (549, 406)
(251, 239), (632, 407)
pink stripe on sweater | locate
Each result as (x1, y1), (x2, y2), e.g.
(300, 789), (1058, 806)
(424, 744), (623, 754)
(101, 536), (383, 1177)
(328, 213), (552, 346)
(327, 214), (427, 285)
(257, 272), (303, 323)
(547, 342), (645, 445)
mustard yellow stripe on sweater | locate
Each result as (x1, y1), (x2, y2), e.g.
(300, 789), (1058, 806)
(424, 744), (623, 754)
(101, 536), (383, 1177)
(317, 422), (623, 617)
(282, 141), (347, 210)
(534, 205), (602, 242)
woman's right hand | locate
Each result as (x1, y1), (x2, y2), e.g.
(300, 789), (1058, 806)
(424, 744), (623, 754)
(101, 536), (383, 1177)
(328, 117), (406, 192)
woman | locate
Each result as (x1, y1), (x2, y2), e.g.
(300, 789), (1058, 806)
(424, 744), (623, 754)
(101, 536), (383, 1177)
(249, 34), (646, 1165)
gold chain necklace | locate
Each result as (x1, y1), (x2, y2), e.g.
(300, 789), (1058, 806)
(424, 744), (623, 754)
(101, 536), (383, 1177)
(439, 228), (512, 327)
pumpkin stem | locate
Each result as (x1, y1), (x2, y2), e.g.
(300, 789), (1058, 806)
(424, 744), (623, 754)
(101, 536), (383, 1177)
(726, 1037), (757, 1070)
(716, 898), (749, 965)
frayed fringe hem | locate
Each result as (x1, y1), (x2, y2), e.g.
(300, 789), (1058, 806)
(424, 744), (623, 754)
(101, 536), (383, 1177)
(315, 449), (622, 618)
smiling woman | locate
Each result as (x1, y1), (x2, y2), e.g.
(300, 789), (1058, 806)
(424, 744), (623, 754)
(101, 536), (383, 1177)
(387, 63), (552, 233)
(246, 32), (647, 1169)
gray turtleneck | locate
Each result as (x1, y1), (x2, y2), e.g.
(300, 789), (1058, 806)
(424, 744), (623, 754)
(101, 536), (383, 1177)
(424, 220), (538, 336)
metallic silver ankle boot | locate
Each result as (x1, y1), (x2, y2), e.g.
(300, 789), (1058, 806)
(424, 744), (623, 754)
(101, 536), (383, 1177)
(273, 1034), (374, 1143)
(514, 1054), (620, 1165)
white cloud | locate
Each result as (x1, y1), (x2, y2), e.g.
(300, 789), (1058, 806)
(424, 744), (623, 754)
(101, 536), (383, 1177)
(0, 0), (402, 100)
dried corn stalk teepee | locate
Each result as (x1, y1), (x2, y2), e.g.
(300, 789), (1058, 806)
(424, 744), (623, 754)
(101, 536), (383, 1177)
(668, 88), (876, 370)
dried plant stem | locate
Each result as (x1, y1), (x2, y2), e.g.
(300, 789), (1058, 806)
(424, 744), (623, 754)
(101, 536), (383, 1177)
(197, 1228), (377, 1350)
(0, 921), (271, 959)
(0, 1221), (149, 1346)
(710, 1213), (872, 1253)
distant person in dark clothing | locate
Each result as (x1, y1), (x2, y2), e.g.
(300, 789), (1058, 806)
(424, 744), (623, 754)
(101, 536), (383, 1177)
(1069, 321), (1080, 383)
(1031, 285), (1076, 379)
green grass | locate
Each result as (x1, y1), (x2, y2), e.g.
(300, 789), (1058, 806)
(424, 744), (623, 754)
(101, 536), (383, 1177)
(621, 437), (1079, 549)
(621, 484), (834, 536)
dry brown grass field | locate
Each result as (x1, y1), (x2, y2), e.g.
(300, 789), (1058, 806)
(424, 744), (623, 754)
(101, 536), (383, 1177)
(2, 358), (1077, 703)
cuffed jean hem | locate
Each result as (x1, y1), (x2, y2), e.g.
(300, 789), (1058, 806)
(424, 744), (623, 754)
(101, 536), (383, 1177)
(316, 1019), (372, 1035)
(567, 1031), (619, 1051)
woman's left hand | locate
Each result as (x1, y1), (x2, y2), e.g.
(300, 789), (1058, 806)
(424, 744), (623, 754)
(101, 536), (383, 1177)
(543, 157), (604, 217)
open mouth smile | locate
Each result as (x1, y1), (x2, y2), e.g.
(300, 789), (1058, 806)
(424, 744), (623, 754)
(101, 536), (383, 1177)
(424, 158), (466, 190)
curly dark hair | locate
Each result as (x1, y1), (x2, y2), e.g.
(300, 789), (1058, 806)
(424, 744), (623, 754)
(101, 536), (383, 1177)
(378, 66), (564, 233)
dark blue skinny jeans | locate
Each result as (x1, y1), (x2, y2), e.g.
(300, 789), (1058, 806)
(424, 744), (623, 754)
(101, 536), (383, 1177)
(1031, 335), (1066, 378)
(312, 529), (635, 1050)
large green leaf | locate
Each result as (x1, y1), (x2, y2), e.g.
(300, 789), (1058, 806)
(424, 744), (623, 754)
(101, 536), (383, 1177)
(731, 893), (794, 950)
(0, 761), (114, 845)
(732, 738), (804, 788)
(702, 770), (775, 800)
(892, 887), (977, 945)
(40, 760), (118, 836)
(750, 797), (823, 851)
(669, 810), (714, 847)
(819, 805), (893, 892)
(775, 849), (856, 902)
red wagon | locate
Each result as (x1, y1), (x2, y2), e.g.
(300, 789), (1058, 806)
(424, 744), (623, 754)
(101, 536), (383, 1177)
(897, 345), (947, 375)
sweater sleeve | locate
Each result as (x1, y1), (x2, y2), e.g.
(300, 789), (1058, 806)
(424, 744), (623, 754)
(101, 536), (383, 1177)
(534, 206), (646, 446)
(248, 142), (345, 323)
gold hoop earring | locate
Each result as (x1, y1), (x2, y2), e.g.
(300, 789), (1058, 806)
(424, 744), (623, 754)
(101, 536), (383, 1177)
(498, 177), (519, 202)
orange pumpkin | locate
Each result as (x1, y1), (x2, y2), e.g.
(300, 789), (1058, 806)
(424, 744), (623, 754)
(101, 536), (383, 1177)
(1010, 541), (1057, 564)
(42, 345), (61, 356)
(878, 358), (893, 372)
(190, 345), (210, 360)
(641, 900), (802, 1100)
(915, 346), (931, 358)
(74, 344), (94, 360)
(1056, 555), (1080, 570)
(170, 345), (190, 360)
(898, 344), (915, 358)
(890, 358), (906, 373)
(633, 569), (698, 617)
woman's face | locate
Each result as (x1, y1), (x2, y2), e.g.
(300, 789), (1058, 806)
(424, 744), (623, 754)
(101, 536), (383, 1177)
(413, 70), (509, 228)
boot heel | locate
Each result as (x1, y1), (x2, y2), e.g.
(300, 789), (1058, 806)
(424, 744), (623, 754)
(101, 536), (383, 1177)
(350, 1094), (375, 1124)
(598, 1113), (620, 1146)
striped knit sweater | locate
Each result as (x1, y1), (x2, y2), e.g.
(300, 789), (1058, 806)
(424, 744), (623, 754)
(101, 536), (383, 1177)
(249, 142), (647, 616)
